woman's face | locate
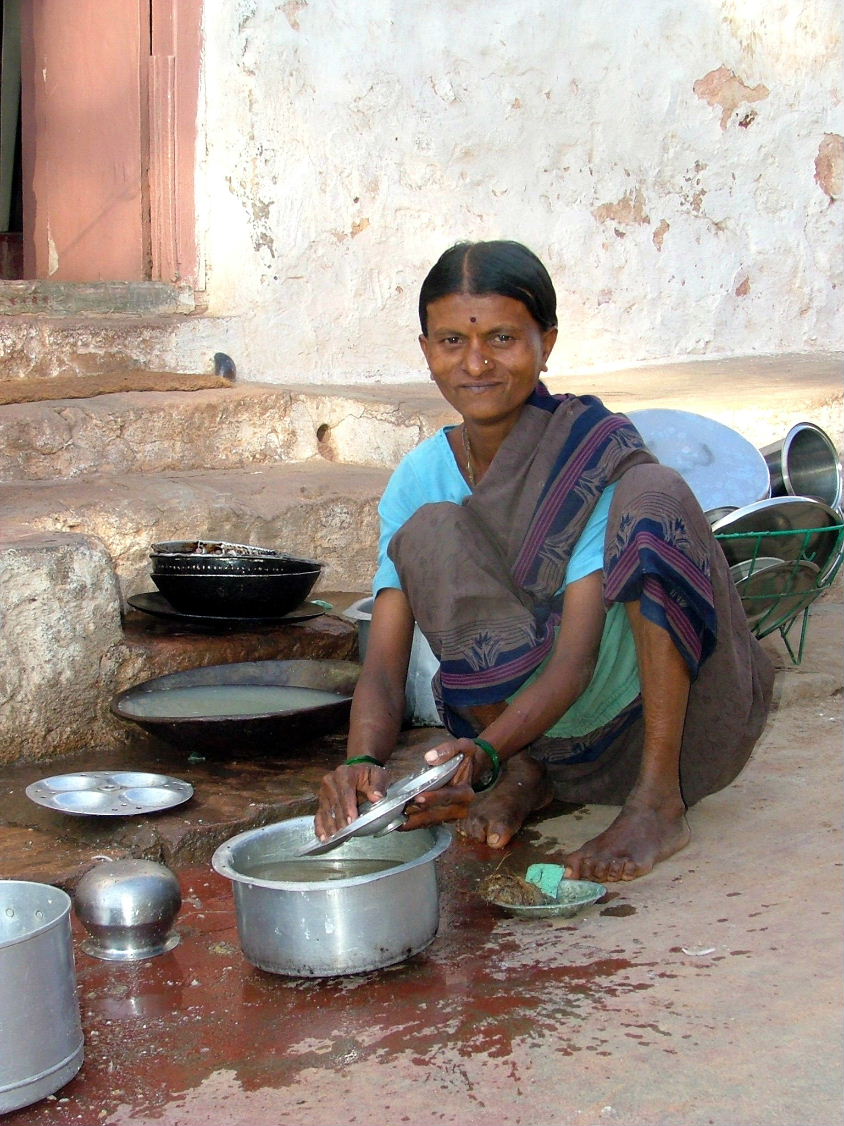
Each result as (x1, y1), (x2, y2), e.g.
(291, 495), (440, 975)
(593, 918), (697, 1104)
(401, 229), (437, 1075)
(419, 292), (557, 432)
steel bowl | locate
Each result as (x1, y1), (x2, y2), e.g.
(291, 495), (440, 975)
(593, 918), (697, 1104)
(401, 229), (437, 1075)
(110, 658), (360, 754)
(73, 860), (181, 962)
(212, 817), (452, 977)
(150, 541), (322, 577)
(761, 422), (842, 509)
(150, 567), (321, 616)
(712, 496), (843, 577)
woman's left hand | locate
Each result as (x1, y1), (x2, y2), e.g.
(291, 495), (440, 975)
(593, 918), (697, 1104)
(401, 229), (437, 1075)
(401, 737), (482, 830)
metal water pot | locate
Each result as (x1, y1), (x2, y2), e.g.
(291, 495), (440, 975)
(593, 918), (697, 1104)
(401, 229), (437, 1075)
(212, 817), (452, 977)
(0, 881), (84, 1113)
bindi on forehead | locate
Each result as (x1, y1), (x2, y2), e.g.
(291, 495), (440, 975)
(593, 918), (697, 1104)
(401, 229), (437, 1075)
(469, 316), (477, 323)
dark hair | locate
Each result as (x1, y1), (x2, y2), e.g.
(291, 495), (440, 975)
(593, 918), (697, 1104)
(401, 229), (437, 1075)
(418, 240), (558, 335)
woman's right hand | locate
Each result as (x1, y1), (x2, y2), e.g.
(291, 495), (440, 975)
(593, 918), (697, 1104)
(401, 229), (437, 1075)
(314, 761), (389, 840)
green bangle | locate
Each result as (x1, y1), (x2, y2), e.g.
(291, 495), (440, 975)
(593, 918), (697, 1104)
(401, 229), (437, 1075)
(472, 738), (502, 793)
(345, 755), (385, 768)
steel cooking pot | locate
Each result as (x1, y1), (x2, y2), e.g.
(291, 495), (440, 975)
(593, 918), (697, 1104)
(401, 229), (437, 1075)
(0, 881), (84, 1113)
(761, 422), (842, 509)
(212, 817), (452, 977)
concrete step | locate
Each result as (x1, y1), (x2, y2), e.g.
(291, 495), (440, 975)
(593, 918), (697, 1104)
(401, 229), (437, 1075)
(0, 282), (202, 389)
(0, 382), (456, 481)
(3, 460), (392, 596)
(2, 355), (840, 485)
(0, 524), (361, 766)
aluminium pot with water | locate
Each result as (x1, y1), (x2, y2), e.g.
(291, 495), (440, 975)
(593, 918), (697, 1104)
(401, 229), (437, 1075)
(212, 817), (452, 977)
(0, 881), (84, 1114)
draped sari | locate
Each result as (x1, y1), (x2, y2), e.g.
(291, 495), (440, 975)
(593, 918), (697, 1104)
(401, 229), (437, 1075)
(388, 385), (774, 806)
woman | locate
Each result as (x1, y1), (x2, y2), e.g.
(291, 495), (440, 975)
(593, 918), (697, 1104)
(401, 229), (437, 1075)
(316, 240), (774, 883)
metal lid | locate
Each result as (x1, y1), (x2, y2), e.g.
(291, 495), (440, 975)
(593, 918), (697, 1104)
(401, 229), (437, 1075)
(627, 408), (770, 511)
(298, 755), (464, 856)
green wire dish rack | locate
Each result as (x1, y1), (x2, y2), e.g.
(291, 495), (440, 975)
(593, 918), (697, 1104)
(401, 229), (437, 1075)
(715, 520), (844, 664)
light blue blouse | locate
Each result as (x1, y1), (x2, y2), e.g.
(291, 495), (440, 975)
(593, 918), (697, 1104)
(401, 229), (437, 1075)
(373, 426), (640, 735)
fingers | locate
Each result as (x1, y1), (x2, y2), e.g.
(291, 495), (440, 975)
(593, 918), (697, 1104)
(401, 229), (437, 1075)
(401, 781), (475, 831)
(411, 780), (475, 812)
(314, 764), (387, 839)
(424, 737), (477, 769)
(402, 802), (471, 831)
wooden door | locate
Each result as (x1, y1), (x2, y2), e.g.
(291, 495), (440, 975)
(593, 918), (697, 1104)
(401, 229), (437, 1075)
(18, 0), (200, 283)
(21, 0), (149, 280)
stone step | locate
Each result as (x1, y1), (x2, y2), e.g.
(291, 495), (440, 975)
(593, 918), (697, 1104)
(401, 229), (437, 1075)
(1, 353), (841, 771)
(0, 283), (202, 390)
(0, 382), (456, 482)
(2, 355), (841, 486)
(3, 459), (392, 596)
(0, 523), (362, 766)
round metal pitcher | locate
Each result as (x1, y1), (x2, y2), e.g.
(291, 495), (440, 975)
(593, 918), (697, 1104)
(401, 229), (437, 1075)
(0, 881), (84, 1113)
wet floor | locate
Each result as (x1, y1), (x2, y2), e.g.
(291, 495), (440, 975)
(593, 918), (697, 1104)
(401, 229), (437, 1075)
(2, 626), (842, 1124)
(6, 816), (639, 1125)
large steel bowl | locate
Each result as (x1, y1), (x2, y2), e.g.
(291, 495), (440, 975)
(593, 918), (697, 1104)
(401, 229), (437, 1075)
(110, 658), (360, 754)
(150, 567), (321, 616)
(761, 422), (842, 509)
(212, 817), (452, 977)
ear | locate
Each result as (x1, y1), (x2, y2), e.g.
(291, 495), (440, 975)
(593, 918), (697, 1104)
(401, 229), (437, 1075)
(540, 326), (558, 372)
(419, 333), (433, 373)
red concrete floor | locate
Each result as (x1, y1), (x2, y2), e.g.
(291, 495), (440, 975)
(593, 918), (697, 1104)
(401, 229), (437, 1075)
(4, 597), (843, 1125)
(6, 819), (633, 1126)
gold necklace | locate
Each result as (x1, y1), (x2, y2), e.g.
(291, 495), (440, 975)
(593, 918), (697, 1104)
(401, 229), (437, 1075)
(461, 424), (476, 488)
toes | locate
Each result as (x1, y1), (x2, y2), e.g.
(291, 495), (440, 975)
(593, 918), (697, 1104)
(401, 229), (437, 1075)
(619, 857), (642, 881)
(459, 816), (489, 842)
(485, 820), (518, 849)
(603, 858), (628, 883)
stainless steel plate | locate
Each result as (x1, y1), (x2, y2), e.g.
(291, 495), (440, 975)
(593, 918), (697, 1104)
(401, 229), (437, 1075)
(298, 756), (465, 856)
(713, 496), (844, 577)
(627, 409), (770, 511)
(729, 556), (784, 584)
(733, 558), (822, 630)
(26, 771), (194, 816)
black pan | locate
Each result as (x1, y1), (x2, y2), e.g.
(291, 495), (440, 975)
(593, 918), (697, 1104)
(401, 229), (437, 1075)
(111, 659), (361, 754)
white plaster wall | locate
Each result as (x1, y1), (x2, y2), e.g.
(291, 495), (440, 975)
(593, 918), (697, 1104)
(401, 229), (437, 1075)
(180, 0), (843, 384)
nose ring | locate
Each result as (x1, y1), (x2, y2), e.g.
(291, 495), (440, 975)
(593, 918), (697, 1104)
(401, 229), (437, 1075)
(483, 359), (490, 366)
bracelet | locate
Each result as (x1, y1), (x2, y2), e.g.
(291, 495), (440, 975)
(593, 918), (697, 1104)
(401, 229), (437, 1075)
(345, 755), (386, 768)
(472, 738), (502, 793)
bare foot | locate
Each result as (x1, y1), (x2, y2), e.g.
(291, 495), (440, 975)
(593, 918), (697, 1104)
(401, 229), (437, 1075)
(460, 752), (554, 849)
(563, 796), (690, 882)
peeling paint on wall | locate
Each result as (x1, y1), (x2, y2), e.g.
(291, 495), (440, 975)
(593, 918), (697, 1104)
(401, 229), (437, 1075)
(171, 0), (844, 382)
(593, 189), (650, 227)
(693, 66), (770, 131)
(653, 220), (670, 251)
(815, 134), (843, 201)
(282, 0), (308, 32)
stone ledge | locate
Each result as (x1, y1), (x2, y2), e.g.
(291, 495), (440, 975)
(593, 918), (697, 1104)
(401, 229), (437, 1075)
(0, 728), (433, 890)
(3, 460), (392, 594)
(0, 280), (196, 316)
